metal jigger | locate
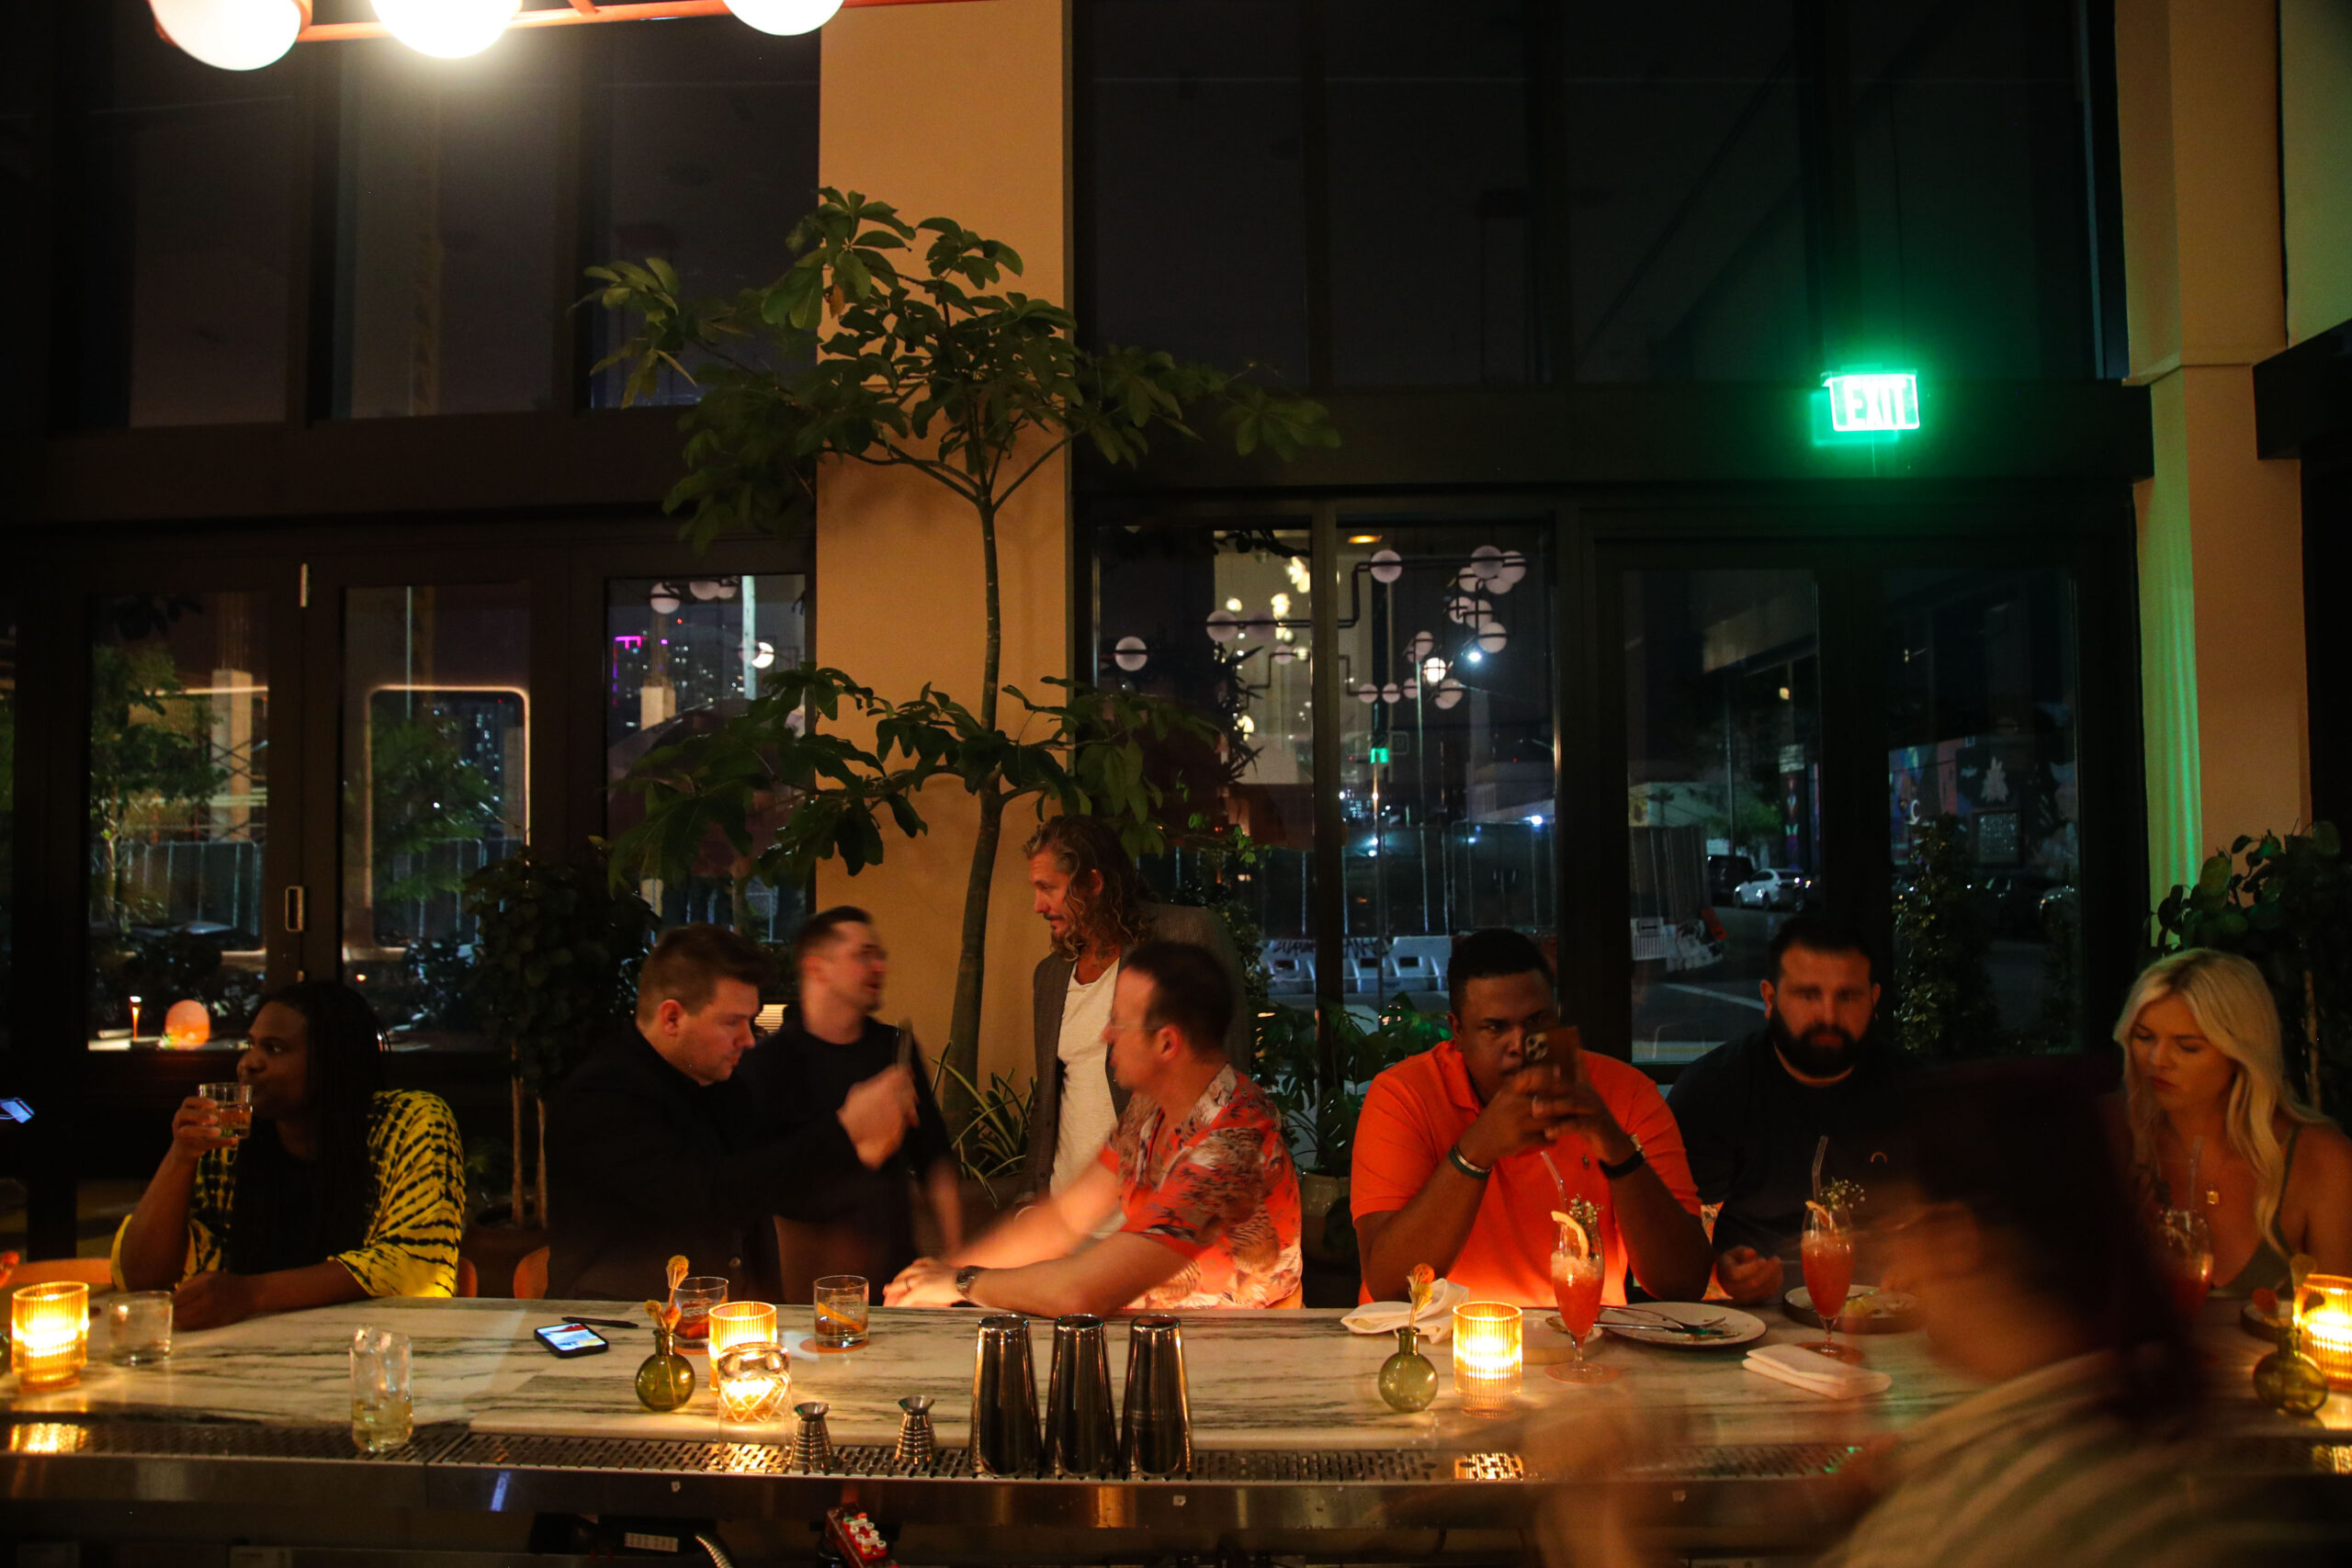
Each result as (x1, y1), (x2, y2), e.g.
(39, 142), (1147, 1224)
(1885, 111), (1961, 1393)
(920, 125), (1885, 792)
(968, 1315), (1041, 1477)
(1042, 1314), (1117, 1479)
(1119, 1314), (1193, 1478)
(791, 1401), (833, 1472)
(892, 1394), (936, 1469)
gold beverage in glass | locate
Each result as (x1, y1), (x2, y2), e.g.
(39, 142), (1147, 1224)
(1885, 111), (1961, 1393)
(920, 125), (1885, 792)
(349, 1325), (413, 1454)
(813, 1275), (869, 1349)
(199, 1081), (253, 1144)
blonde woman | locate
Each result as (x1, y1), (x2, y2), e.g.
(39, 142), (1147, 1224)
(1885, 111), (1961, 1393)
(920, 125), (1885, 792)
(2115, 950), (2352, 1292)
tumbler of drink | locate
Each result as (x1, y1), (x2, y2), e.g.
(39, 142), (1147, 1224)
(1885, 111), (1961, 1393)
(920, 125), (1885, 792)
(1801, 1205), (1861, 1363)
(350, 1325), (413, 1454)
(198, 1081), (253, 1144)
(671, 1276), (729, 1348)
(813, 1275), (870, 1349)
(107, 1292), (174, 1365)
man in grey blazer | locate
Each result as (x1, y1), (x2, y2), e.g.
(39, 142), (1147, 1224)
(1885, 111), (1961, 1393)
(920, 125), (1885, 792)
(1017, 816), (1251, 1203)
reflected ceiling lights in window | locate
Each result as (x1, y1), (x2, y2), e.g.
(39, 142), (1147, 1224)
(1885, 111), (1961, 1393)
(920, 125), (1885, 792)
(1368, 548), (1404, 585)
(152, 0), (970, 69)
(1113, 636), (1148, 673)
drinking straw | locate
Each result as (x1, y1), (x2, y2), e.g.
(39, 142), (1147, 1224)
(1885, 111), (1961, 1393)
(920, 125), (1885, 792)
(1811, 1134), (1829, 1200)
(2187, 1134), (2204, 1209)
(1539, 1150), (1566, 1209)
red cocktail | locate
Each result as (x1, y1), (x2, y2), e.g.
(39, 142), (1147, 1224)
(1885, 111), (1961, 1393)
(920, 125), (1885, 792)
(1801, 1208), (1862, 1363)
(1546, 1216), (1619, 1385)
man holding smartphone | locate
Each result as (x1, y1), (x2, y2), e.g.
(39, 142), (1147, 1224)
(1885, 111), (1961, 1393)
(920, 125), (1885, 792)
(1351, 930), (1713, 1307)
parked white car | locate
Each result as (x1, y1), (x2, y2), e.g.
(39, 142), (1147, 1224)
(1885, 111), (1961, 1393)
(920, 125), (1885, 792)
(1733, 867), (1811, 909)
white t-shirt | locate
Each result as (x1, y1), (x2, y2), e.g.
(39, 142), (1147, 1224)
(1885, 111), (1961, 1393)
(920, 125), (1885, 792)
(1050, 958), (1121, 1199)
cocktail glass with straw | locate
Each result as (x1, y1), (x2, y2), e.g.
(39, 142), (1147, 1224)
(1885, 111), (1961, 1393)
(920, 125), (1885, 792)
(2155, 1134), (2214, 1323)
(1546, 1201), (1619, 1384)
(1802, 1145), (1866, 1363)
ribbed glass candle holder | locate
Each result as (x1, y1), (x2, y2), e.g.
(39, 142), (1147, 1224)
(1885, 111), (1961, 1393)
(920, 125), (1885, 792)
(1452, 1301), (1522, 1414)
(11, 1283), (89, 1388)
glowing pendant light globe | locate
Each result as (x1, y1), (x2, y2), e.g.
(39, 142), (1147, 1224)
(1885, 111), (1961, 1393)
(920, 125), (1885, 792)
(373, 0), (519, 60)
(726, 0), (845, 35)
(148, 0), (303, 72)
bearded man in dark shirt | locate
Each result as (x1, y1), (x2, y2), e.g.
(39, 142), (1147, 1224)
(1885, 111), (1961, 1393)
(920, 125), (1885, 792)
(1666, 913), (1910, 1304)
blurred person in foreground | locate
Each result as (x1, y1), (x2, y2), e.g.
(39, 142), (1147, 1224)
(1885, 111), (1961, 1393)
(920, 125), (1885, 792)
(1019, 814), (1251, 1206)
(115, 982), (464, 1328)
(547, 925), (917, 1301)
(2113, 948), (2352, 1291)
(1668, 913), (1912, 1304)
(886, 941), (1301, 1314)
(1352, 929), (1713, 1306)
(737, 906), (962, 1295)
(1530, 1060), (2227, 1568)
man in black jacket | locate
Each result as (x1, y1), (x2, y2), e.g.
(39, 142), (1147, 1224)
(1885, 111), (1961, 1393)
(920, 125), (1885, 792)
(547, 925), (916, 1302)
(1666, 912), (1910, 1304)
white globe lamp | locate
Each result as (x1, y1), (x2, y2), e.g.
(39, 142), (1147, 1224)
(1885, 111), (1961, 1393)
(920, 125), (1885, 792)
(372, 0), (518, 60)
(149, 0), (303, 71)
(725, 0), (845, 35)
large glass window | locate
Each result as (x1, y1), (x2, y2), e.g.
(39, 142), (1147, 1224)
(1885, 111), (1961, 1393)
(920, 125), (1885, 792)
(70, 0), (296, 427)
(1080, 1), (1312, 378)
(606, 573), (809, 938)
(0, 590), (15, 1051)
(1335, 524), (1555, 1010)
(1885, 568), (2082, 1047)
(334, 41), (559, 418)
(1092, 525), (1317, 998)
(1327, 0), (1531, 386)
(1849, 0), (2095, 378)
(1622, 570), (1823, 1066)
(87, 592), (269, 1048)
(341, 585), (529, 1046)
(1557, 9), (1815, 382)
(587, 22), (821, 408)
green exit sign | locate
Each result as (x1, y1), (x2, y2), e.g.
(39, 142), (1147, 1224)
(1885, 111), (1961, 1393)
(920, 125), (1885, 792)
(1368, 746), (1391, 765)
(1823, 371), (1921, 434)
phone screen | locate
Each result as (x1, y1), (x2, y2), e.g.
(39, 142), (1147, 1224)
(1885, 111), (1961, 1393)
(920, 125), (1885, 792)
(535, 1323), (608, 1356)
(0, 1099), (30, 1124)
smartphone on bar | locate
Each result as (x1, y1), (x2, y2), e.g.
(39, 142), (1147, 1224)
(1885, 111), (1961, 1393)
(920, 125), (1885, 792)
(0, 1099), (31, 1123)
(534, 1323), (610, 1359)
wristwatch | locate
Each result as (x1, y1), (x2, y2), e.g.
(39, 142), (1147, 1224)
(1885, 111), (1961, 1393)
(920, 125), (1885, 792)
(1598, 1144), (1647, 1181)
(954, 1264), (986, 1303)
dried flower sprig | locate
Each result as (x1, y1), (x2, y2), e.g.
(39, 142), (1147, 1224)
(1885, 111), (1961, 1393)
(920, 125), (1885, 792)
(1407, 1263), (1436, 1319)
(1817, 1179), (1867, 1216)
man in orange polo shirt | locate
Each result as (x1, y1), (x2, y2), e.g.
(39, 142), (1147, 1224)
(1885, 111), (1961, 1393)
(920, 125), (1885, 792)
(1352, 930), (1712, 1307)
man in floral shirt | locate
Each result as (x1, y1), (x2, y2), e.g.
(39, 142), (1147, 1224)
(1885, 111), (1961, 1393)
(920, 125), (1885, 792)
(886, 942), (1302, 1314)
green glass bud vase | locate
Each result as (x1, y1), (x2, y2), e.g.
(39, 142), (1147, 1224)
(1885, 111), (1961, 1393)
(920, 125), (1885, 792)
(2253, 1328), (2330, 1417)
(1378, 1324), (1439, 1413)
(636, 1326), (696, 1412)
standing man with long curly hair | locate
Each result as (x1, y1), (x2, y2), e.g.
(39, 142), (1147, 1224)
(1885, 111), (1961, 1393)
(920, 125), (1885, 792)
(1019, 816), (1250, 1205)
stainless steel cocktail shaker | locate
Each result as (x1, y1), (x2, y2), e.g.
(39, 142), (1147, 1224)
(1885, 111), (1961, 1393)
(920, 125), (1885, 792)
(968, 1314), (1040, 1477)
(1042, 1314), (1117, 1478)
(1118, 1314), (1192, 1478)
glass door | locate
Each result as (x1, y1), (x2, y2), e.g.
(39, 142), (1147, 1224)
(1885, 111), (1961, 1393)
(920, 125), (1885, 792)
(80, 563), (307, 1058)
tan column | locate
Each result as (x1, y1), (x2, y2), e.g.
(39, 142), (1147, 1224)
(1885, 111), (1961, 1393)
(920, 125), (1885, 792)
(814, 0), (1071, 1084)
(2116, 0), (2307, 904)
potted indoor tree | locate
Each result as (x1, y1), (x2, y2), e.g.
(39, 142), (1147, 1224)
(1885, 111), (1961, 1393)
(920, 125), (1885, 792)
(593, 189), (1336, 1130)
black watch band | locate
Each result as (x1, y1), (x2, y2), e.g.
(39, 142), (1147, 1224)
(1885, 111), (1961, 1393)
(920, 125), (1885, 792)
(1598, 1145), (1647, 1181)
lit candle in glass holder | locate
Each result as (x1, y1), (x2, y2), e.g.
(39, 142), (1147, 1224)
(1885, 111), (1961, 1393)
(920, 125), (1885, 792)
(12, 1282), (91, 1388)
(2301, 1274), (2352, 1389)
(1452, 1301), (1522, 1414)
(706, 1302), (778, 1389)
(714, 1342), (791, 1425)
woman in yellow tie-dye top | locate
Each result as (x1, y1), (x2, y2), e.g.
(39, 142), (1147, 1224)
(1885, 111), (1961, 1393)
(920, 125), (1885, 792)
(115, 982), (466, 1329)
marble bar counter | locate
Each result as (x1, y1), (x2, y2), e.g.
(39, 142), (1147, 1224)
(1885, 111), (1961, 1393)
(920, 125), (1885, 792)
(6, 1298), (2347, 1561)
(5, 1298), (1994, 1449)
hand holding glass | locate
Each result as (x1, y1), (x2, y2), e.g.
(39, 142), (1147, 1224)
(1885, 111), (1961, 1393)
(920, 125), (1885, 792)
(198, 1082), (252, 1144)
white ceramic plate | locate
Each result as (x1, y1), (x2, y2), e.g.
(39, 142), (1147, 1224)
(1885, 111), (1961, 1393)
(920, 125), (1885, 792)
(1785, 1285), (1920, 1333)
(1565, 1302), (1766, 1348)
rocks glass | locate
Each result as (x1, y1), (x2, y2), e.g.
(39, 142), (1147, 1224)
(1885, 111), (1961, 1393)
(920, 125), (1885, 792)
(812, 1275), (869, 1349)
(198, 1082), (253, 1145)
(670, 1276), (729, 1351)
(106, 1292), (174, 1365)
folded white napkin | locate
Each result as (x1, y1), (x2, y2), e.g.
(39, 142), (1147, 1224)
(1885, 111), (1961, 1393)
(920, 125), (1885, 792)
(1340, 1278), (1473, 1343)
(1743, 1342), (1892, 1400)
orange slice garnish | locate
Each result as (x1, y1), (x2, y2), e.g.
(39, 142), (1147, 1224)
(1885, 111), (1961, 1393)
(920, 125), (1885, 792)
(1551, 1210), (1594, 1258)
